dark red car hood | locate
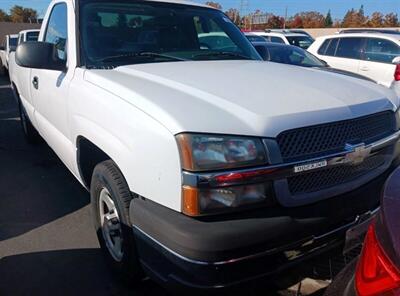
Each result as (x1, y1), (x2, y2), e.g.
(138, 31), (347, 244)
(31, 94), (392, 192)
(378, 167), (400, 268)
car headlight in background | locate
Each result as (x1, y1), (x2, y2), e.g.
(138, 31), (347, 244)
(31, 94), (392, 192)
(176, 134), (273, 216)
(176, 133), (267, 171)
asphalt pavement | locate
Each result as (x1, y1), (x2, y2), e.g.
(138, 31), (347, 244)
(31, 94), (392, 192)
(0, 75), (326, 296)
(0, 75), (169, 295)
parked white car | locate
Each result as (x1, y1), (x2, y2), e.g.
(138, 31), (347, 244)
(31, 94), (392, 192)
(252, 30), (314, 49)
(308, 33), (400, 91)
(0, 34), (18, 74)
(11, 0), (400, 292)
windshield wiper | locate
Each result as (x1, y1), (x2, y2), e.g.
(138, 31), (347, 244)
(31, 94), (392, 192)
(192, 51), (252, 60)
(96, 52), (188, 63)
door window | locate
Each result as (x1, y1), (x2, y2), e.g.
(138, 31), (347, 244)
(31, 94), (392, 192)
(44, 3), (68, 61)
(318, 39), (330, 55)
(335, 37), (365, 59)
(365, 38), (400, 64)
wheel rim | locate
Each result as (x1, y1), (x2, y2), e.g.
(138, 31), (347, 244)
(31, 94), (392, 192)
(99, 188), (124, 262)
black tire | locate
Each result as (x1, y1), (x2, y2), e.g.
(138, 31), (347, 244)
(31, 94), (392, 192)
(91, 160), (144, 281)
(18, 98), (42, 144)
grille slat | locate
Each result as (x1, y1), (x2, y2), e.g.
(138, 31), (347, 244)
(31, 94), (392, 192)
(287, 155), (386, 195)
(277, 111), (396, 162)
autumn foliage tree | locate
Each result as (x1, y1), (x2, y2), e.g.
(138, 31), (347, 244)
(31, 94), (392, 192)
(225, 8), (241, 25)
(0, 9), (9, 22)
(383, 13), (399, 27)
(4, 5), (38, 23)
(205, 2), (222, 10)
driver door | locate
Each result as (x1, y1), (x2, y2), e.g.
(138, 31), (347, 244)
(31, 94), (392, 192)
(30, 2), (75, 170)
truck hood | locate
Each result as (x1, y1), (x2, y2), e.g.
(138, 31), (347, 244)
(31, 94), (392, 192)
(84, 60), (399, 137)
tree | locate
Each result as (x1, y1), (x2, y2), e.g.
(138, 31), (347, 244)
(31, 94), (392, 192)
(288, 15), (303, 28)
(342, 7), (367, 27)
(225, 8), (241, 25)
(205, 2), (222, 10)
(9, 5), (38, 23)
(294, 11), (325, 28)
(0, 9), (9, 22)
(265, 14), (284, 29)
(383, 13), (399, 27)
(368, 12), (384, 27)
(325, 10), (333, 27)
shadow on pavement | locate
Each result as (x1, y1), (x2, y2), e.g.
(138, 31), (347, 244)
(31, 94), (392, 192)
(0, 248), (168, 296)
(0, 76), (89, 241)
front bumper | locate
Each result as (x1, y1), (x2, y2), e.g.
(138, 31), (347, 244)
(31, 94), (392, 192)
(130, 164), (398, 291)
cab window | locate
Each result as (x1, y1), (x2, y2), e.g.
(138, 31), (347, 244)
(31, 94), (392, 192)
(44, 3), (68, 61)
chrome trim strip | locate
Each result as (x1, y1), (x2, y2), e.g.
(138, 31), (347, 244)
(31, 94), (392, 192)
(183, 131), (400, 188)
(132, 209), (378, 266)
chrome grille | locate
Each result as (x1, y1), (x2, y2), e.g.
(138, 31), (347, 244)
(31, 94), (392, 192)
(277, 111), (396, 162)
(287, 155), (386, 195)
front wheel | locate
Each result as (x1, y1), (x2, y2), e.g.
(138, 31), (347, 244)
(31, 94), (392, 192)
(91, 160), (144, 280)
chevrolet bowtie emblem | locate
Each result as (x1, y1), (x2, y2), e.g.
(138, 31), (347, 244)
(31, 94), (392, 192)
(344, 143), (372, 165)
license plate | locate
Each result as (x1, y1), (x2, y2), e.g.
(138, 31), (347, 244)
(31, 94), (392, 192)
(294, 160), (327, 173)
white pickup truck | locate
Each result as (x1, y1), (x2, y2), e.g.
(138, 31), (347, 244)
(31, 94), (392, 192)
(0, 34), (18, 75)
(12, 0), (400, 292)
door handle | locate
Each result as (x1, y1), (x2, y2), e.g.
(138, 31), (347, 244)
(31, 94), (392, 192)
(360, 66), (369, 72)
(32, 76), (39, 90)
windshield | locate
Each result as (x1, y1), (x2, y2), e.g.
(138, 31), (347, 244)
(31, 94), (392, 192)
(26, 32), (39, 42)
(268, 45), (325, 67)
(285, 36), (314, 49)
(246, 35), (266, 43)
(79, 1), (261, 68)
(9, 37), (18, 47)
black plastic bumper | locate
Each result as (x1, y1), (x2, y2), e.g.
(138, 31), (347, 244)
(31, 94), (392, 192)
(129, 163), (399, 291)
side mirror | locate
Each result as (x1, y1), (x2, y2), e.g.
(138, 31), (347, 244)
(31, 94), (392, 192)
(320, 59), (329, 67)
(9, 45), (16, 52)
(16, 42), (66, 71)
(254, 45), (269, 61)
(392, 56), (400, 65)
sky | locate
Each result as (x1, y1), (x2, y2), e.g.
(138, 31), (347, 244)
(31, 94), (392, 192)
(0, 0), (399, 19)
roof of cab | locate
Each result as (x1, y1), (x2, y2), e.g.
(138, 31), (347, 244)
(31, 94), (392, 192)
(18, 29), (41, 35)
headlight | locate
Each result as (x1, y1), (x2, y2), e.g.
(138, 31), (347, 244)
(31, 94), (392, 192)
(176, 133), (267, 171)
(177, 133), (272, 216)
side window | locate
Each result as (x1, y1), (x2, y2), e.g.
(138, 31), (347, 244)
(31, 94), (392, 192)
(195, 17), (237, 50)
(335, 37), (365, 60)
(317, 39), (330, 55)
(325, 38), (339, 56)
(270, 36), (285, 44)
(44, 3), (68, 61)
(365, 38), (400, 64)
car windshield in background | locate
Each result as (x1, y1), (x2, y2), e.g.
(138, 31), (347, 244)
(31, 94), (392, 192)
(79, 1), (261, 68)
(26, 32), (39, 42)
(246, 35), (266, 43)
(286, 36), (314, 49)
(9, 37), (18, 47)
(268, 45), (325, 67)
